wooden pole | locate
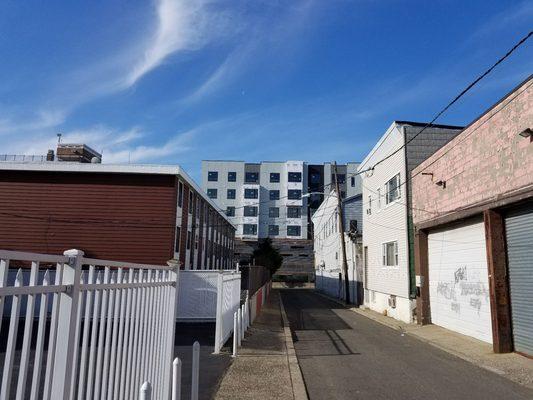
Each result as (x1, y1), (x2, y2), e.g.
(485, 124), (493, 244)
(333, 162), (350, 304)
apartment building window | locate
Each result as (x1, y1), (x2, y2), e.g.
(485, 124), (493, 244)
(244, 206), (258, 217)
(288, 172), (302, 182)
(287, 225), (301, 236)
(340, 191), (346, 199)
(228, 171), (236, 182)
(269, 190), (280, 200)
(270, 173), (280, 183)
(175, 226), (181, 252)
(386, 173), (401, 204)
(269, 207), (279, 218)
(208, 171), (218, 182)
(351, 176), (356, 187)
(227, 189), (236, 199)
(332, 174), (346, 184)
(187, 231), (192, 249)
(243, 224), (257, 235)
(207, 189), (217, 199)
(268, 225), (279, 236)
(178, 181), (183, 207)
(245, 172), (259, 183)
(288, 189), (302, 200)
(189, 192), (193, 213)
(287, 206), (301, 218)
(382, 241), (398, 266)
(244, 188), (258, 199)
(226, 206), (235, 217)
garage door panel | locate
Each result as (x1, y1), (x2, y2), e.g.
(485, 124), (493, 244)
(505, 205), (533, 356)
(428, 220), (493, 344)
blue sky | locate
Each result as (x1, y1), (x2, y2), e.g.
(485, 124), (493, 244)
(1, 0), (532, 181)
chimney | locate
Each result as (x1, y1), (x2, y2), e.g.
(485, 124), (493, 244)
(46, 149), (55, 161)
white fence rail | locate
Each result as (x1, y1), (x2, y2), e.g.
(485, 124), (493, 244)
(177, 270), (241, 354)
(0, 249), (179, 400)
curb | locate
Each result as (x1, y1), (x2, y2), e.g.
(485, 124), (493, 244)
(278, 292), (309, 400)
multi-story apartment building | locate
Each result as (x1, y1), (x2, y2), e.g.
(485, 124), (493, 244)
(201, 160), (362, 240)
(359, 121), (463, 323)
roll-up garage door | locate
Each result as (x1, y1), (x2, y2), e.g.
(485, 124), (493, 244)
(505, 204), (533, 356)
(428, 219), (492, 343)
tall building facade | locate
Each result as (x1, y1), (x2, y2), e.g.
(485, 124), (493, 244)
(201, 160), (361, 240)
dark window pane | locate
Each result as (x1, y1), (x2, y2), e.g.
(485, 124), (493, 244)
(269, 190), (280, 200)
(207, 189), (217, 199)
(287, 225), (301, 236)
(226, 207), (235, 217)
(269, 207), (279, 218)
(268, 225), (279, 236)
(208, 171), (218, 181)
(244, 188), (258, 199)
(270, 173), (280, 183)
(243, 224), (257, 235)
(287, 206), (301, 218)
(227, 189), (236, 199)
(288, 172), (302, 182)
(288, 190), (302, 200)
(332, 174), (346, 184)
(228, 171), (236, 182)
(245, 172), (259, 183)
(244, 206), (258, 217)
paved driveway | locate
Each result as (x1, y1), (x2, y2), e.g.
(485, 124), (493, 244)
(280, 289), (533, 400)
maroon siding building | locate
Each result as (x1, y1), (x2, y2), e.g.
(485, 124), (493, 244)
(0, 163), (235, 268)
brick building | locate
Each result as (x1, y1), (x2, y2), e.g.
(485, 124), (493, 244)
(0, 162), (235, 269)
(411, 75), (533, 355)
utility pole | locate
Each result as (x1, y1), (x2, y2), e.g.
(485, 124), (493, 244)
(333, 161), (350, 304)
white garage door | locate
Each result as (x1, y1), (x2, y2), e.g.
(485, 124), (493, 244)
(428, 219), (492, 343)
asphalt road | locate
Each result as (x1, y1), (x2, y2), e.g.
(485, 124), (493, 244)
(280, 289), (533, 400)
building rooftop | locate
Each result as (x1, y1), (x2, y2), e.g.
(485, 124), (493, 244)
(0, 161), (234, 226)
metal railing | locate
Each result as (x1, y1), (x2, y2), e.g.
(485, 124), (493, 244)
(0, 249), (179, 400)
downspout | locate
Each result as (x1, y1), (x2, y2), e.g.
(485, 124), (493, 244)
(403, 126), (417, 300)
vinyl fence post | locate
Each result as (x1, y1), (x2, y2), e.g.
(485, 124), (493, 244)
(191, 341), (200, 400)
(213, 272), (224, 354)
(172, 357), (181, 400)
(232, 312), (238, 357)
(50, 249), (84, 399)
(140, 381), (151, 400)
(237, 310), (242, 346)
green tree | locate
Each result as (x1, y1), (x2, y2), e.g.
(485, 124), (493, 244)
(252, 238), (283, 275)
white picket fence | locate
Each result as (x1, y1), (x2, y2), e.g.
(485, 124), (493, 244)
(0, 249), (179, 400)
(177, 270), (241, 354)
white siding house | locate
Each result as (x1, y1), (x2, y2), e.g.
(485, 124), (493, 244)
(359, 121), (463, 323)
(313, 190), (363, 304)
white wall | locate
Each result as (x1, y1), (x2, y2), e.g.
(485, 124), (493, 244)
(360, 123), (410, 300)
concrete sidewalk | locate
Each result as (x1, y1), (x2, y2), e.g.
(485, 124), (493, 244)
(214, 289), (307, 400)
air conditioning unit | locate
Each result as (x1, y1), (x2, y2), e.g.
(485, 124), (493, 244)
(388, 295), (397, 309)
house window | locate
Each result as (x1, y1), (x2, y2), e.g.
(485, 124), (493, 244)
(228, 171), (236, 182)
(175, 226), (181, 252)
(332, 174), (346, 184)
(244, 188), (258, 199)
(268, 225), (279, 236)
(178, 181), (184, 208)
(351, 176), (355, 187)
(207, 189), (217, 199)
(386, 173), (401, 204)
(287, 225), (301, 236)
(382, 241), (398, 266)
(269, 207), (279, 218)
(208, 171), (218, 182)
(288, 172), (302, 182)
(243, 224), (257, 235)
(244, 206), (258, 217)
(270, 173), (280, 183)
(287, 206), (301, 218)
(227, 189), (236, 199)
(288, 190), (301, 200)
(226, 207), (235, 217)
(187, 231), (192, 250)
(269, 190), (280, 200)
(245, 172), (259, 183)
(367, 195), (372, 215)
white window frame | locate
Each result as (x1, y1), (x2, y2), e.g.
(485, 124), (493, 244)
(382, 241), (398, 267)
(385, 173), (401, 205)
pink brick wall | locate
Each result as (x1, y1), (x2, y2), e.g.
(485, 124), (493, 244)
(412, 77), (533, 226)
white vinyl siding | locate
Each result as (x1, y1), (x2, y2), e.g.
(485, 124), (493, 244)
(360, 124), (410, 298)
